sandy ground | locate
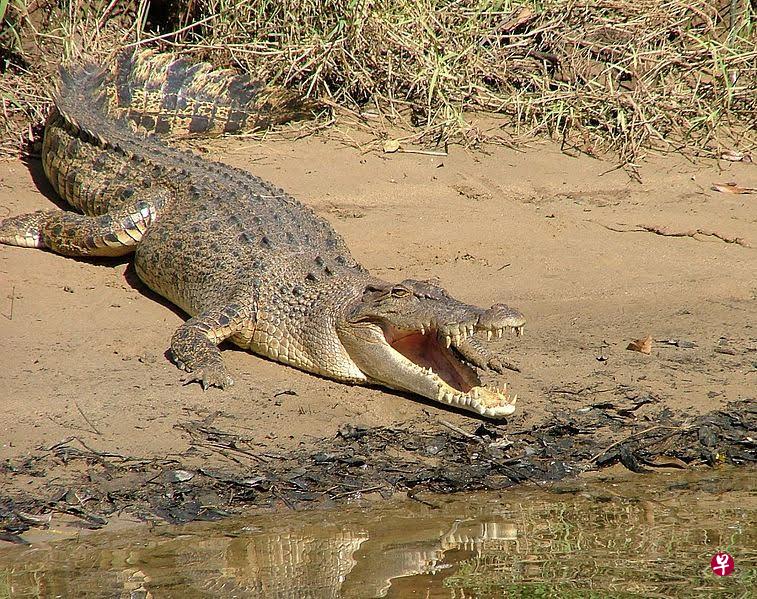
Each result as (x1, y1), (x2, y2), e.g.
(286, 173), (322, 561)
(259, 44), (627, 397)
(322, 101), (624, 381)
(1, 127), (755, 486)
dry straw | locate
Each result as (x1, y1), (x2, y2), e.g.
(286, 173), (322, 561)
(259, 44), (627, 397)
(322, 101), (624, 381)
(1, 0), (754, 163)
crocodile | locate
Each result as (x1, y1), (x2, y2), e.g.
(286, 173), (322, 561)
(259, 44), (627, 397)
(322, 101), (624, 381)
(0, 51), (525, 418)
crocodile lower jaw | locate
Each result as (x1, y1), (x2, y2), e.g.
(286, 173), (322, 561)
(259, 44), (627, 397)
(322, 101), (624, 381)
(432, 371), (517, 418)
(382, 326), (518, 418)
(395, 355), (518, 419)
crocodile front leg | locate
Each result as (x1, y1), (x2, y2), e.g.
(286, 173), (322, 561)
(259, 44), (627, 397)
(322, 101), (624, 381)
(0, 191), (170, 257)
(453, 336), (521, 373)
(170, 300), (255, 389)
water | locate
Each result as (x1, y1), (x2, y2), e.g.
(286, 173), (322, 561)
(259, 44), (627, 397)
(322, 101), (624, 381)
(0, 469), (753, 598)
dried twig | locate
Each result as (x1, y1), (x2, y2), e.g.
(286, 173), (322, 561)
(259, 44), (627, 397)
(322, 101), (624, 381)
(598, 223), (751, 248)
(124, 13), (217, 49)
(329, 485), (384, 500)
(589, 425), (687, 463)
(73, 401), (102, 435)
(438, 419), (480, 441)
(396, 148), (448, 157)
(2, 285), (14, 321)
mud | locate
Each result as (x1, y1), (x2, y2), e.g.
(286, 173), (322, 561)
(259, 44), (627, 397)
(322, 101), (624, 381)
(1, 399), (755, 538)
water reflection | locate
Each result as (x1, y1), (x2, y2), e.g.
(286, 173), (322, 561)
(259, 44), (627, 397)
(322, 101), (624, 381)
(0, 469), (753, 598)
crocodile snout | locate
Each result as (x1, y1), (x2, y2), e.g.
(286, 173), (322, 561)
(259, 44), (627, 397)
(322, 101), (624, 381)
(476, 303), (526, 334)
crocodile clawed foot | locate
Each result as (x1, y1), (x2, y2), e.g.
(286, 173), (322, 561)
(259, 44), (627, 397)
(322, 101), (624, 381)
(450, 337), (521, 374)
(487, 356), (520, 374)
(180, 362), (235, 390)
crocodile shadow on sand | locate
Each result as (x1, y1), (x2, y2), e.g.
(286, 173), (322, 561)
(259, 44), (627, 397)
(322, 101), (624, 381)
(24, 156), (67, 210)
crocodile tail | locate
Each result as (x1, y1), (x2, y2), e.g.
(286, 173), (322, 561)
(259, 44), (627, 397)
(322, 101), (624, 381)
(109, 50), (324, 137)
(56, 50), (323, 139)
(53, 62), (114, 145)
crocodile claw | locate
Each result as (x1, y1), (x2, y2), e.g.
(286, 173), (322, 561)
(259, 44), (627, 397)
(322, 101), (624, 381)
(487, 356), (520, 374)
(181, 364), (234, 390)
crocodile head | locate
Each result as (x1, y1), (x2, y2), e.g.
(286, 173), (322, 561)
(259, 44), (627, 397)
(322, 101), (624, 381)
(336, 279), (525, 418)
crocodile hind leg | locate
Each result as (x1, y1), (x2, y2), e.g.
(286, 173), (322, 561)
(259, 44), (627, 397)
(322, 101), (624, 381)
(170, 300), (255, 390)
(0, 191), (170, 257)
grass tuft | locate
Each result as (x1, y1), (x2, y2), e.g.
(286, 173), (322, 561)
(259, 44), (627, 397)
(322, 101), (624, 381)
(0, 0), (754, 162)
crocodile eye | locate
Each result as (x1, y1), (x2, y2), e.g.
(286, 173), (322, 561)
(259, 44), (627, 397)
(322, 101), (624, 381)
(390, 285), (411, 298)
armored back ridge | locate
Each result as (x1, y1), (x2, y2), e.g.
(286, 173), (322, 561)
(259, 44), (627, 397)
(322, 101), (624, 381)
(0, 51), (525, 419)
(105, 50), (322, 137)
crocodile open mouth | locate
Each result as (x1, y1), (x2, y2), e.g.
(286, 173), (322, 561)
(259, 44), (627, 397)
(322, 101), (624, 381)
(378, 324), (520, 418)
(385, 328), (480, 393)
(338, 304), (523, 419)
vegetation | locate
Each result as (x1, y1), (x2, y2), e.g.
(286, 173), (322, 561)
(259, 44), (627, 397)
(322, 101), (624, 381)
(0, 1), (754, 162)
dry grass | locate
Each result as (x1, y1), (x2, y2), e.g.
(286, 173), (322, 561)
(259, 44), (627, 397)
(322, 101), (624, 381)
(0, 0), (142, 154)
(1, 0), (755, 164)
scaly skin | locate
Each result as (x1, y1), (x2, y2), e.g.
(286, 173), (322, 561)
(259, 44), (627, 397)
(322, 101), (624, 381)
(0, 52), (525, 418)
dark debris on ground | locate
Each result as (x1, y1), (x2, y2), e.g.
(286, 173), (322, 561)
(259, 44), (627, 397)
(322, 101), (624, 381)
(1, 401), (754, 539)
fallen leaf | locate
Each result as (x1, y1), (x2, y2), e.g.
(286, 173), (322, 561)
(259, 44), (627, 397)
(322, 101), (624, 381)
(711, 182), (756, 194)
(383, 139), (401, 153)
(644, 455), (688, 469)
(719, 150), (752, 163)
(501, 7), (534, 32)
(627, 335), (652, 354)
(166, 469), (194, 482)
(619, 444), (650, 473)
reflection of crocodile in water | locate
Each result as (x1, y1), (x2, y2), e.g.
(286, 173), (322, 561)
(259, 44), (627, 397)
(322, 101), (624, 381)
(1, 517), (516, 598)
(3, 471), (750, 597)
(0, 51), (525, 418)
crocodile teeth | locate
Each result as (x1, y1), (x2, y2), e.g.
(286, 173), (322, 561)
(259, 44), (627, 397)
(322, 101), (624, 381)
(430, 380), (519, 418)
(489, 383), (507, 395)
(420, 324), (425, 335)
(486, 330), (493, 341)
(497, 328), (503, 339)
(445, 335), (452, 348)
